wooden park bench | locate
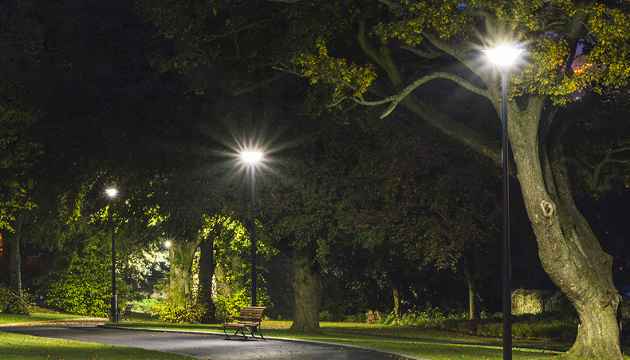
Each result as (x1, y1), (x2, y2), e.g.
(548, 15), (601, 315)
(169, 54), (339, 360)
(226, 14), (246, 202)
(121, 304), (133, 321)
(222, 306), (266, 340)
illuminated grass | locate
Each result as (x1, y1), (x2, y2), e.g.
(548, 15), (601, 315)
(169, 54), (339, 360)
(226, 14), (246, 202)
(0, 312), (102, 325)
(0, 331), (196, 360)
(109, 321), (583, 360)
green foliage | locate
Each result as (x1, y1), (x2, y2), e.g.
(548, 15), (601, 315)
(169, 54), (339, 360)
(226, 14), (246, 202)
(213, 288), (251, 324)
(150, 297), (209, 323)
(41, 232), (130, 317)
(375, 307), (464, 327)
(0, 283), (31, 315)
(132, 298), (163, 314)
(365, 310), (387, 324)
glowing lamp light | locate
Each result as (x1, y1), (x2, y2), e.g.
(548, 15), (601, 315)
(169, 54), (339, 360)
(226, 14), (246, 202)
(484, 46), (522, 66)
(242, 151), (263, 164)
(164, 240), (171, 248)
(105, 188), (118, 198)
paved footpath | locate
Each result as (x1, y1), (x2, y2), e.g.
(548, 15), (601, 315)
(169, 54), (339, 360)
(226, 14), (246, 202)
(1, 324), (428, 360)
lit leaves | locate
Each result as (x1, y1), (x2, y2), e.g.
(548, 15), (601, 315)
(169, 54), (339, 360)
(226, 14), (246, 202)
(292, 41), (377, 105)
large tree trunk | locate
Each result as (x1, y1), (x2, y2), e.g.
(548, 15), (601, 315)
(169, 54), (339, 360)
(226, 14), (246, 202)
(169, 234), (204, 304)
(198, 235), (217, 323)
(509, 97), (623, 359)
(289, 244), (322, 333)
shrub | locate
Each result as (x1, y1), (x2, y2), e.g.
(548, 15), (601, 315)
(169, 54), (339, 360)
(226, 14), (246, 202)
(345, 313), (367, 323)
(319, 310), (333, 322)
(150, 297), (209, 323)
(0, 283), (31, 315)
(365, 310), (386, 324)
(214, 288), (250, 324)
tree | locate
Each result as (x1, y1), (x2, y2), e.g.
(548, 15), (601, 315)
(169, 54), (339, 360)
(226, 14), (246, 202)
(275, 1), (629, 358)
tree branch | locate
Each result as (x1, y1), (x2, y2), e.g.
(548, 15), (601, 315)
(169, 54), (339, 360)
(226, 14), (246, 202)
(232, 73), (287, 96)
(336, 72), (489, 118)
(400, 45), (442, 59)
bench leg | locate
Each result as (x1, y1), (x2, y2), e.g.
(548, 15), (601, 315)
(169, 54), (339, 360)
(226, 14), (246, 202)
(244, 326), (265, 340)
(223, 326), (247, 340)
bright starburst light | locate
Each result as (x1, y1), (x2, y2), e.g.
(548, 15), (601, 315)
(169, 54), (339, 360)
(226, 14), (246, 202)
(242, 151), (263, 164)
(105, 188), (118, 198)
(483, 46), (522, 67)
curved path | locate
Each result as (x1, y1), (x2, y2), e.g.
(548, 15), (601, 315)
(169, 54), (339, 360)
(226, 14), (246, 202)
(1, 324), (427, 360)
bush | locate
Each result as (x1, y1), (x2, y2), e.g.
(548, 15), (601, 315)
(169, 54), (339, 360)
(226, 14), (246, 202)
(365, 310), (386, 324)
(344, 313), (367, 323)
(375, 307), (467, 327)
(0, 283), (31, 315)
(214, 288), (250, 324)
(41, 232), (131, 317)
(319, 310), (332, 322)
(475, 311), (579, 341)
(150, 297), (209, 323)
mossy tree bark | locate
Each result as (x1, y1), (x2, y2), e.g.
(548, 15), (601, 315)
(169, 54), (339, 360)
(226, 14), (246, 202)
(289, 242), (322, 333)
(168, 234), (204, 304)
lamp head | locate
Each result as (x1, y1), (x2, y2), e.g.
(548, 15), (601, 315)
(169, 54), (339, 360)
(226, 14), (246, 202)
(483, 46), (522, 67)
(164, 240), (171, 249)
(242, 151), (263, 164)
(105, 188), (118, 198)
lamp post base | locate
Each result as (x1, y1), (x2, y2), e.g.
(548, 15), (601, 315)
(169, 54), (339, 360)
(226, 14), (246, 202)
(110, 295), (118, 323)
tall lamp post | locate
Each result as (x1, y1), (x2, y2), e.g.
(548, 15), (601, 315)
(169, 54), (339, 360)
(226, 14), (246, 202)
(105, 188), (118, 323)
(484, 46), (521, 360)
(242, 151), (263, 306)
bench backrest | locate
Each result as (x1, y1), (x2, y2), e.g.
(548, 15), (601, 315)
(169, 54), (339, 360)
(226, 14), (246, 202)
(123, 304), (133, 313)
(237, 306), (265, 323)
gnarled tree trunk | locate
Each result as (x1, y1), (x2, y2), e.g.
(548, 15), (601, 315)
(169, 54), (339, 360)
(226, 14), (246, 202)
(169, 234), (204, 305)
(289, 243), (322, 333)
(509, 98), (622, 359)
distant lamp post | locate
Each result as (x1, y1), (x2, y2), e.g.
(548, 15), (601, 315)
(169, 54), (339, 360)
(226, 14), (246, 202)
(164, 240), (171, 249)
(241, 150), (263, 306)
(484, 45), (521, 360)
(105, 188), (118, 323)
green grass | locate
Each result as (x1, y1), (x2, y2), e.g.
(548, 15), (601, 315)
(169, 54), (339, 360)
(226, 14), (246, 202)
(109, 320), (580, 360)
(0, 331), (196, 360)
(0, 311), (102, 324)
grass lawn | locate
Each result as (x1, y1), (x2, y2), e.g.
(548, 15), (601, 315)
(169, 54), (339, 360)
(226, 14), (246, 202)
(0, 331), (196, 360)
(109, 320), (582, 360)
(0, 311), (104, 325)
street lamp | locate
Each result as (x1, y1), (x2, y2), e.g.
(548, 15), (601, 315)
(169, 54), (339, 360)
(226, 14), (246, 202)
(105, 188), (118, 323)
(484, 45), (521, 360)
(242, 150), (263, 306)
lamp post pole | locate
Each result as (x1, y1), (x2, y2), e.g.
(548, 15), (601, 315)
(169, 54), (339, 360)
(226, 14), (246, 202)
(250, 168), (257, 307)
(106, 188), (118, 323)
(500, 68), (511, 360)
(242, 151), (262, 307)
(483, 46), (521, 360)
(111, 226), (117, 323)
